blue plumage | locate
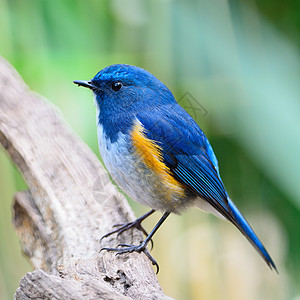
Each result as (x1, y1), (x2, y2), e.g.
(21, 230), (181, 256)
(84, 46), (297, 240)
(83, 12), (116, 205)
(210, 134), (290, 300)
(91, 64), (175, 143)
(74, 64), (278, 273)
(227, 198), (277, 271)
(138, 106), (277, 271)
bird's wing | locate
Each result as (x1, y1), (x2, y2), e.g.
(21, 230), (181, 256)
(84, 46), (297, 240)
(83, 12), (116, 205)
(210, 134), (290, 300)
(136, 104), (277, 272)
(136, 104), (229, 215)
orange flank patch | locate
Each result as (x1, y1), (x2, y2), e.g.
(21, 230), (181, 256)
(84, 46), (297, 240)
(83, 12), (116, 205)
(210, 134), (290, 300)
(131, 121), (185, 199)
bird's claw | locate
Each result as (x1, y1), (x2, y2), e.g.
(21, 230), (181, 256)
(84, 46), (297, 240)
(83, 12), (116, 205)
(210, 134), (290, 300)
(100, 220), (154, 250)
(100, 242), (159, 274)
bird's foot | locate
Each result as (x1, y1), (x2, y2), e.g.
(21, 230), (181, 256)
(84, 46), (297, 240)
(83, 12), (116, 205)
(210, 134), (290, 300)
(100, 210), (155, 249)
(100, 242), (159, 274)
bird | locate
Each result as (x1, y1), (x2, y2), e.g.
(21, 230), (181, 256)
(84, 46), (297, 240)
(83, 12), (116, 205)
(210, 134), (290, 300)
(73, 64), (277, 274)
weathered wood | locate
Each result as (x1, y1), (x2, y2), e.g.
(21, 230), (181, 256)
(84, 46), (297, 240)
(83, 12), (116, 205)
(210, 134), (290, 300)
(0, 57), (171, 300)
(15, 269), (131, 300)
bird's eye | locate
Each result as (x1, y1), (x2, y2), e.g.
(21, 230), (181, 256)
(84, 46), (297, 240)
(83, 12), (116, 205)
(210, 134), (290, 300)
(111, 82), (122, 92)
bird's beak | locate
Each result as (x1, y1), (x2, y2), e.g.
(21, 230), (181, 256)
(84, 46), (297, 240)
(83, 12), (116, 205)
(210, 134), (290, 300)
(73, 80), (98, 90)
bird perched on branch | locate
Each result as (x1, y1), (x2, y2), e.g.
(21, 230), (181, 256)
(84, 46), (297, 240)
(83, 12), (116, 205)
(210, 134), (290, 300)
(74, 64), (277, 274)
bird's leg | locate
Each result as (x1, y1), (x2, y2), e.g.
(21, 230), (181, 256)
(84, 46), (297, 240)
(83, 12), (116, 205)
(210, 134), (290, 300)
(101, 212), (170, 274)
(100, 209), (156, 249)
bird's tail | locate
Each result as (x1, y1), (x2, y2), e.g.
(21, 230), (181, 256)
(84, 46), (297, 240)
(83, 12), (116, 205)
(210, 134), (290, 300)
(227, 197), (278, 273)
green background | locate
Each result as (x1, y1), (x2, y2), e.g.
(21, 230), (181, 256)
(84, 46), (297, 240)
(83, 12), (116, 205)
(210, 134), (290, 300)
(0, 1), (299, 299)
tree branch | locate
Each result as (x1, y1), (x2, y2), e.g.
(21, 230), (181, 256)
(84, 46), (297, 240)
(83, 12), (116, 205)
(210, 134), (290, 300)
(0, 57), (171, 299)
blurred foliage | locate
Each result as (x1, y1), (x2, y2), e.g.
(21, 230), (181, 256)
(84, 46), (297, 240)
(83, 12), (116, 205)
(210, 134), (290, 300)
(0, 0), (299, 299)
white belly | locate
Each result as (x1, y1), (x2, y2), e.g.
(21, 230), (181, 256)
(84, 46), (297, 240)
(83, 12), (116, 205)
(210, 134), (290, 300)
(96, 121), (223, 217)
(97, 124), (192, 213)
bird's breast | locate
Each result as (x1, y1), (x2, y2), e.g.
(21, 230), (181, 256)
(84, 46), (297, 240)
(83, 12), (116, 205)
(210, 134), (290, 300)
(97, 122), (190, 213)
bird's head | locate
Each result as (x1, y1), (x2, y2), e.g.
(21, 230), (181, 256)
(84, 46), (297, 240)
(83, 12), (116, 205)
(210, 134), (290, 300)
(74, 64), (176, 116)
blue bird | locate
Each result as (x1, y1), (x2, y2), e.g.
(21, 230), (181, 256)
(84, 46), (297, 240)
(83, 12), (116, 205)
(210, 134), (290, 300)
(74, 64), (277, 273)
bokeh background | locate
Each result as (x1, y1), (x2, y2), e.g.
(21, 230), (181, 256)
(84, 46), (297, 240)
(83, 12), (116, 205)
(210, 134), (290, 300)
(0, 1), (299, 299)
